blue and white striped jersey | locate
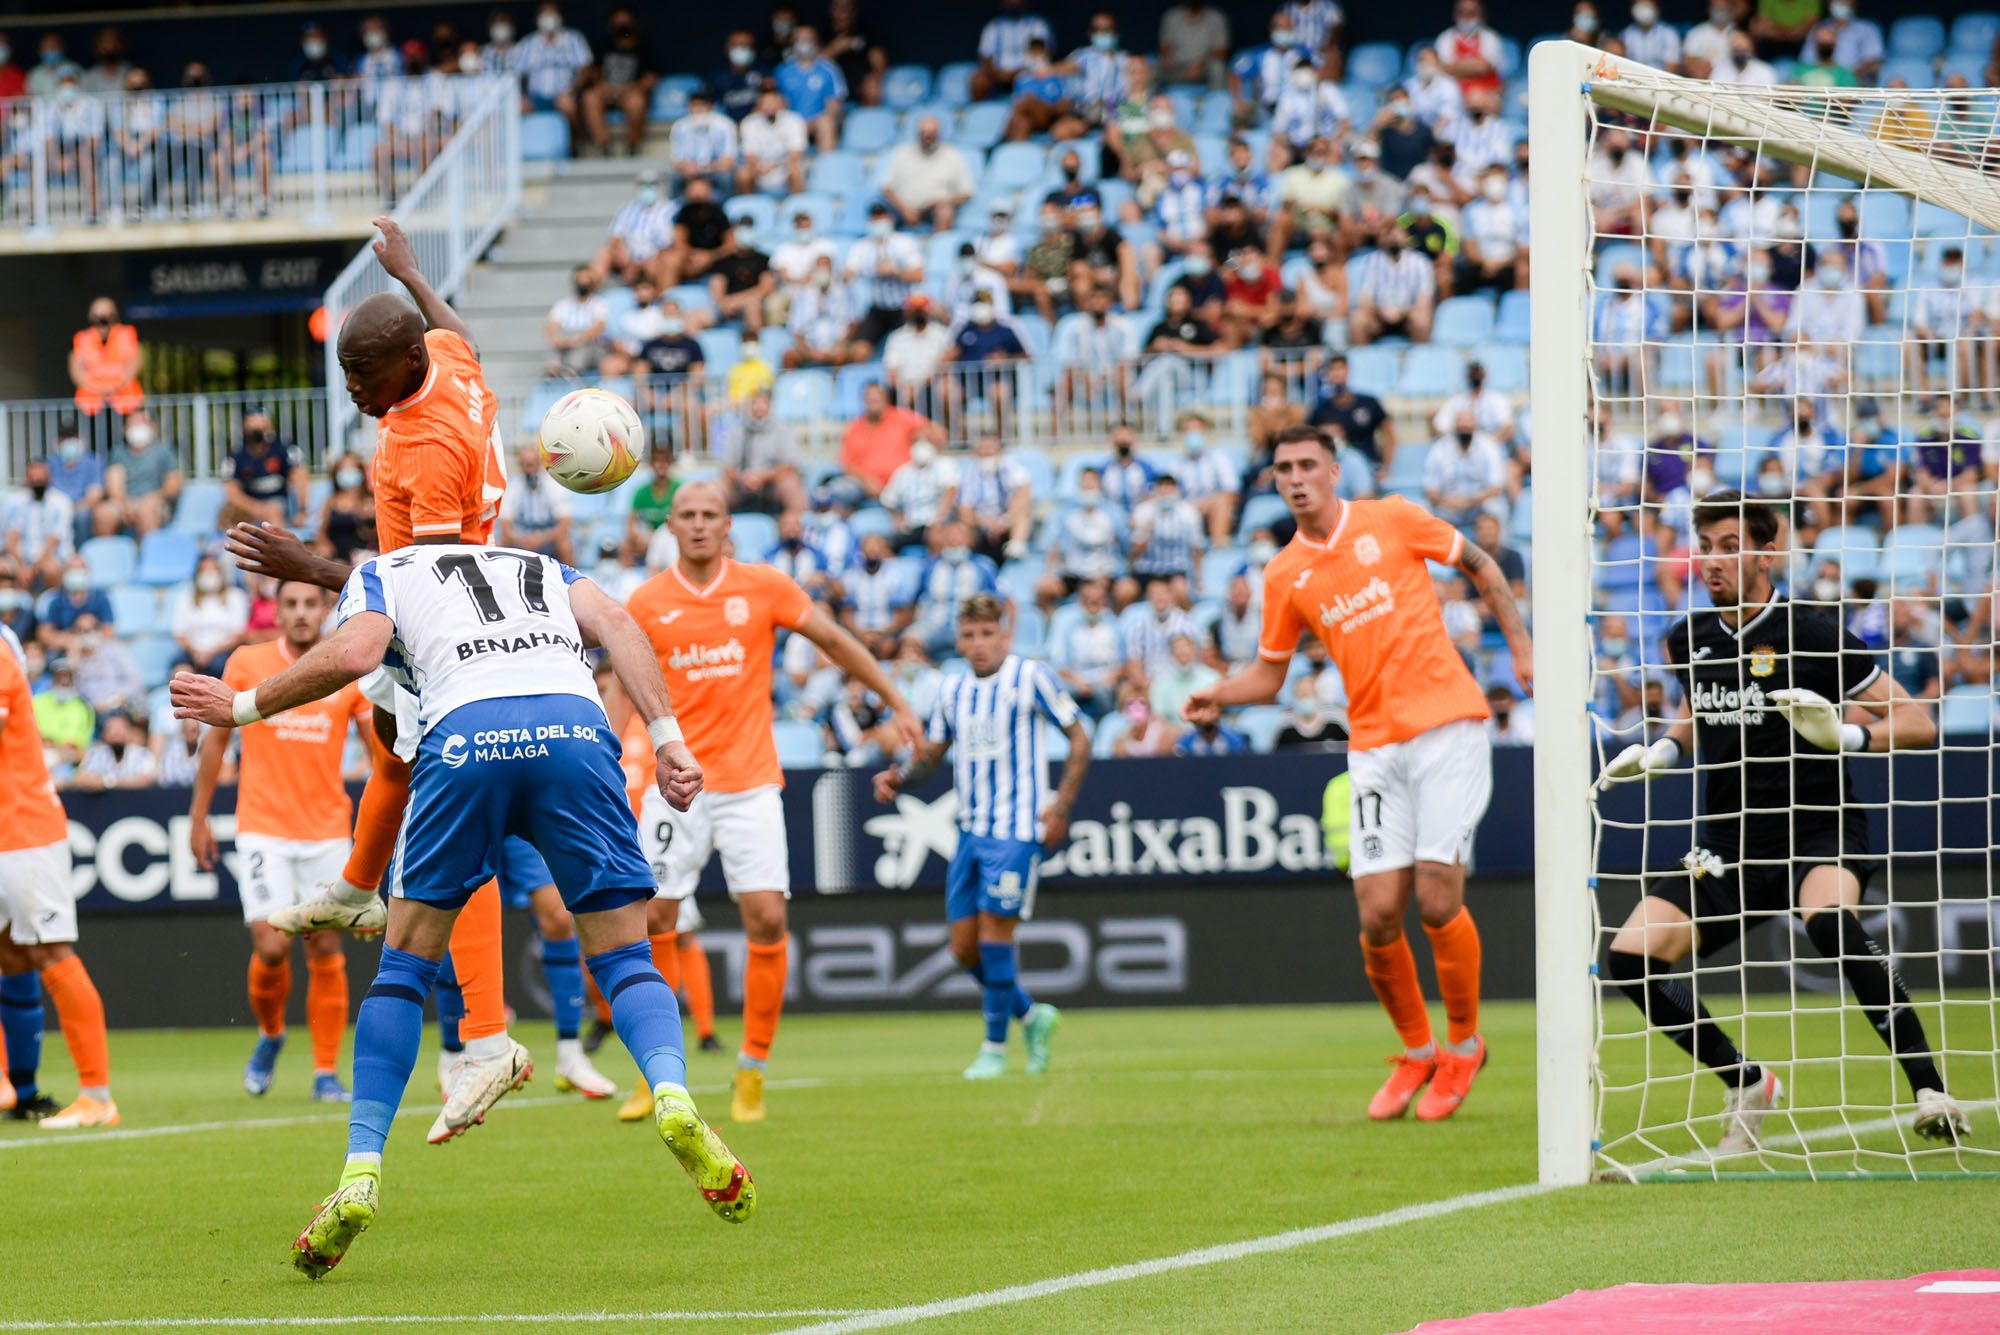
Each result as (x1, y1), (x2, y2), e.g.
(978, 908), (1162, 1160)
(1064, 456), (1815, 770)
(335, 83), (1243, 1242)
(1356, 248), (1434, 311)
(513, 28), (592, 101)
(607, 199), (676, 261)
(845, 233), (925, 311)
(668, 111), (739, 167)
(1284, 0), (1345, 53)
(928, 654), (1080, 841)
(1270, 82), (1349, 149)
(956, 456), (1032, 520)
(841, 560), (912, 633)
(1153, 177), (1210, 243)
(1067, 45), (1127, 119)
(979, 13), (1054, 71)
(1130, 495), (1205, 578)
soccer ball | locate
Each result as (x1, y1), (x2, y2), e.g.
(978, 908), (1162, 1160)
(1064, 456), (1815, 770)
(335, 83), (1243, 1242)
(538, 387), (645, 494)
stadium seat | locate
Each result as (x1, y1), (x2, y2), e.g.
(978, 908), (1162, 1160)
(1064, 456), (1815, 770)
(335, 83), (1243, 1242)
(724, 195), (777, 234)
(1495, 289), (1531, 343)
(1010, 446), (1055, 499)
(1889, 15), (1947, 60)
(80, 536), (137, 589)
(1812, 526), (1881, 580)
(935, 62), (978, 107)
(130, 634), (181, 691)
(778, 192), (840, 232)
(1193, 92), (1233, 135)
(696, 328), (742, 370)
(956, 102), (1010, 151)
(1012, 605), (1047, 656)
(1347, 42), (1403, 87)
(1237, 705), (1287, 753)
(651, 74), (701, 120)
(997, 561), (1040, 607)
(1237, 493), (1291, 541)
(835, 362), (884, 419)
(171, 479), (225, 536)
(521, 113), (570, 162)
(1344, 344), (1402, 397)
(843, 106), (899, 154)
(134, 530), (199, 588)
(1480, 345), (1527, 393)
(1395, 345), (1464, 398)
(1951, 12), (2000, 54)
(849, 507), (895, 541)
(772, 720), (825, 768)
(730, 512), (779, 562)
(1091, 710), (1130, 757)
(808, 151), (868, 196)
(107, 586), (164, 636)
(774, 370), (832, 421)
(984, 142), (1045, 191)
(1201, 547), (1249, 593)
(1384, 442), (1429, 494)
(882, 64), (933, 109)
(1433, 296), (1495, 348)
(1940, 685), (1998, 736)
(1884, 524), (1945, 584)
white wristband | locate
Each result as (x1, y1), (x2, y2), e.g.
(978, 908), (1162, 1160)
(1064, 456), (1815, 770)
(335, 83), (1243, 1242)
(231, 689), (263, 727)
(648, 717), (684, 750)
(1840, 723), (1869, 753)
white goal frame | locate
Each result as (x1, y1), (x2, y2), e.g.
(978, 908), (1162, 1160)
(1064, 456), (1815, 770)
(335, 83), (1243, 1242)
(1529, 38), (2000, 1186)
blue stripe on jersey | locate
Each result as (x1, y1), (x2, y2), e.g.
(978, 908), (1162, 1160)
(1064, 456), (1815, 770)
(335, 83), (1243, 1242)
(932, 655), (1079, 843)
(558, 562), (585, 585)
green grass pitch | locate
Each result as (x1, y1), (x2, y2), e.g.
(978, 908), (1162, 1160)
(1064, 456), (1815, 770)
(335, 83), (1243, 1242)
(3, 1002), (1993, 1333)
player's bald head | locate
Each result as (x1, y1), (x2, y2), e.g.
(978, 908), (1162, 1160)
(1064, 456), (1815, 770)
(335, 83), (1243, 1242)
(335, 294), (429, 418)
(671, 479), (728, 516)
(665, 479), (729, 562)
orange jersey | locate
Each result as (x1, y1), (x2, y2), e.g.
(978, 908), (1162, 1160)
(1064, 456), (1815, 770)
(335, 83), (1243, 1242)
(223, 639), (372, 840)
(1257, 497), (1489, 751)
(618, 713), (654, 816)
(627, 560), (814, 793)
(371, 329), (506, 552)
(0, 650), (67, 851)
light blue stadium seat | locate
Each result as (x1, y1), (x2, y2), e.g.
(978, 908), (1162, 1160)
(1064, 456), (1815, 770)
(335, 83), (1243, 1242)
(336, 124), (379, 173)
(849, 507), (895, 541)
(1495, 289), (1531, 343)
(81, 536), (137, 589)
(1941, 685), (1997, 736)
(522, 113), (570, 161)
(1813, 525), (1881, 580)
(1481, 345), (1527, 393)
(1092, 710), (1129, 757)
(517, 381), (568, 435)
(130, 634), (181, 690)
(1011, 446), (1054, 499)
(171, 479), (225, 536)
(668, 282), (716, 317)
(1193, 92), (1233, 135)
(725, 195), (777, 233)
(997, 560), (1040, 608)
(1433, 295), (1495, 348)
(697, 329), (742, 368)
(1340, 344), (1399, 398)
(1201, 547), (1248, 593)
(1348, 42), (1403, 87)
(1204, 351), (1262, 407)
(772, 720), (824, 768)
(835, 362), (884, 419)
(935, 62), (978, 107)
(883, 64), (933, 109)
(808, 150), (868, 196)
(774, 369), (833, 421)
(956, 102), (1010, 151)
(1884, 524), (1945, 585)
(1238, 705), (1287, 753)
(984, 142), (1045, 191)
(1889, 15), (1947, 60)
(1237, 493), (1290, 541)
(107, 586), (163, 635)
(730, 512), (779, 561)
(277, 125), (332, 175)
(758, 326), (792, 366)
(1952, 12), (2000, 53)
(134, 530), (199, 588)
(1166, 88), (1198, 129)
(1395, 345), (1464, 398)
(778, 191), (840, 232)
(843, 106), (899, 154)
(1384, 442), (1429, 494)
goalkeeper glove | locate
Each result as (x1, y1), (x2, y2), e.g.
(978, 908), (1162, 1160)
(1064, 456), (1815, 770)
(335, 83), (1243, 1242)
(1769, 687), (1868, 753)
(1597, 736), (1681, 790)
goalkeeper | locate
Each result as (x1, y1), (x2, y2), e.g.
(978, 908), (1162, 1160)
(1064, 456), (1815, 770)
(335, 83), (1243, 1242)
(1599, 491), (1967, 1151)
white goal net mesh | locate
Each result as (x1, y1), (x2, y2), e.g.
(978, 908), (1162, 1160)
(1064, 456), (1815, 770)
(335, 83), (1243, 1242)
(1579, 63), (2000, 1180)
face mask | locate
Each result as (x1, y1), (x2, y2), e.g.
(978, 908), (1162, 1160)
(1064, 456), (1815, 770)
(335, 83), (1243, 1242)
(1147, 108), (1174, 131)
(0, 590), (23, 613)
(492, 22), (515, 42)
(57, 83), (78, 102)
(1290, 67), (1316, 91)
(1169, 169), (1193, 187)
(863, 556), (883, 574)
(1092, 32), (1117, 51)
(1456, 429), (1475, 448)
(1574, 12), (1599, 34)
(1250, 539), (1278, 563)
(79, 632), (102, 652)
(1831, 0), (1853, 18)
(1355, 163), (1377, 182)
(1114, 440), (1133, 457)
(1732, 49), (1753, 68)
(1710, 5), (1732, 24)
(538, 12), (562, 34)
(29, 483), (47, 500)
(729, 44), (754, 67)
(975, 301), (1005, 326)
(1757, 471), (1789, 497)
(660, 317), (686, 337)
(979, 456), (1001, 476)
(304, 38), (328, 60)
(1942, 265), (1963, 285)
(637, 186), (660, 205)
(63, 570), (89, 594)
(1482, 177), (1506, 202)
(1184, 255), (1211, 277)
(1632, 2), (1658, 24)
(1410, 197), (1434, 219)
(364, 30), (387, 51)
(196, 570), (224, 594)
(1271, 29), (1295, 47)
(1814, 578), (1841, 600)
(1819, 267), (1845, 289)
(1241, 260), (1264, 280)
(1078, 491), (1101, 509)
(943, 545), (969, 563)
(126, 423), (156, 449)
(41, 47), (63, 66)
(814, 271), (833, 289)
(58, 438), (83, 462)
(911, 442), (936, 466)
(910, 312), (930, 331)
(1456, 17), (1480, 34)
(733, 225), (756, 247)
(1817, 42), (1836, 61)
(792, 41), (818, 60)
(1749, 258), (1771, 283)
(1384, 236), (1406, 253)
(1078, 213), (1101, 231)
(461, 54), (484, 73)
(329, 466), (363, 491)
(773, 18), (796, 37)
(1184, 430), (1206, 453)
(1602, 637), (1628, 658)
(869, 218), (893, 239)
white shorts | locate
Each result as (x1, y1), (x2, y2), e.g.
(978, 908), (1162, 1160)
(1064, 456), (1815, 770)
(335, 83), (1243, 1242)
(357, 668), (421, 764)
(0, 840), (76, 946)
(236, 834), (352, 925)
(676, 895), (705, 934)
(638, 785), (790, 902)
(1345, 718), (1492, 879)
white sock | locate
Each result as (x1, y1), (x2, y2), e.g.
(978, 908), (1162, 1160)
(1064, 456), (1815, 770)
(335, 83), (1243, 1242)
(82, 1084), (111, 1101)
(465, 1033), (512, 1060)
(981, 1041), (1006, 1056)
(331, 878), (377, 906)
(346, 1152), (382, 1168)
(555, 1038), (581, 1066)
(1406, 1043), (1436, 1062)
(1446, 1036), (1481, 1057)
(653, 1081), (689, 1101)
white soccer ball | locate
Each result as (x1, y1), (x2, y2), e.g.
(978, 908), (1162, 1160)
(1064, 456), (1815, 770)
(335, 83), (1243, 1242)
(537, 387), (645, 494)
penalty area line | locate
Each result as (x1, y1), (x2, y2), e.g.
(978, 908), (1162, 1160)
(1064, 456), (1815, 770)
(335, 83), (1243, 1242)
(777, 1181), (1562, 1334)
(0, 1078), (829, 1153)
(0, 1310), (875, 1330)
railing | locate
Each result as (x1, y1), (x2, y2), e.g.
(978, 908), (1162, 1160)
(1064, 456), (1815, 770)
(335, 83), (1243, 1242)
(0, 386), (332, 480)
(0, 74), (516, 238)
(320, 76), (522, 450)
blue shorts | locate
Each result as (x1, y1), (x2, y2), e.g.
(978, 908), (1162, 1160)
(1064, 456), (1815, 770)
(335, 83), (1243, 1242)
(394, 695), (655, 917)
(945, 833), (1040, 923)
(499, 837), (555, 910)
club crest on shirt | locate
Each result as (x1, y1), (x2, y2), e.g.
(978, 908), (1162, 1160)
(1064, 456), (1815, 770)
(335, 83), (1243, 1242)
(724, 595), (751, 626)
(1748, 645), (1777, 678)
(1354, 534), (1382, 567)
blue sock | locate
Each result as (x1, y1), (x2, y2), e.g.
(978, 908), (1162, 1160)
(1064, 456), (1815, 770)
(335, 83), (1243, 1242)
(541, 935), (583, 1042)
(979, 942), (1031, 1045)
(587, 940), (687, 1094)
(1, 972), (42, 1100)
(434, 953), (464, 1053)
(349, 947), (441, 1158)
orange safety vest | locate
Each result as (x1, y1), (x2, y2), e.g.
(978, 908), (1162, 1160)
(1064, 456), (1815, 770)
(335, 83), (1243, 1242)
(72, 323), (144, 417)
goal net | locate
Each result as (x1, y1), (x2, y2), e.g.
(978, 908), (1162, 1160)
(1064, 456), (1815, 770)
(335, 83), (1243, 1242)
(1528, 41), (2000, 1183)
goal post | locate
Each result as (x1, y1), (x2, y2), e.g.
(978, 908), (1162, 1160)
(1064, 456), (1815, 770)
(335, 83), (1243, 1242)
(1531, 38), (2000, 1184)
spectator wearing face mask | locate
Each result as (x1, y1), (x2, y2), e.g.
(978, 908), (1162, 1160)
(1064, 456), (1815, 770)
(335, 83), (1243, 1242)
(1062, 13), (1129, 131)
(1003, 38), (1079, 142)
(1435, 0), (1501, 97)
(70, 297), (143, 423)
(1371, 89), (1435, 182)
(355, 16), (401, 83)
(292, 21), (347, 80)
(1909, 246), (1971, 395)
(941, 296), (1027, 433)
(74, 711), (157, 791)
(1804, 0), (1881, 83)
(737, 87), (810, 197)
(882, 438), (960, 551)
(1425, 408), (1508, 530)
(220, 410), (306, 530)
(515, 1), (592, 146)
(667, 88), (735, 191)
(500, 444), (574, 563)
(5, 459), (74, 593)
(170, 556), (248, 677)
(942, 241), (1011, 326)
(586, 171), (673, 285)
(1129, 472), (1205, 594)
(882, 296), (954, 406)
(1618, 1), (1680, 72)
(971, 0), (1053, 102)
(1220, 248), (1282, 347)
(1011, 207), (1077, 324)
(845, 204), (926, 359)
(1484, 683), (1532, 747)
(44, 418), (105, 547)
(1271, 138), (1353, 258)
(1351, 223), (1436, 345)
(1231, 12), (1314, 123)
(838, 533), (915, 657)
(953, 435), (1034, 563)
(1713, 30), (1777, 87)
(1119, 93), (1198, 197)
(1040, 478), (1122, 609)
(845, 382), (946, 498)
(1173, 411), (1241, 545)
(1403, 47), (1465, 137)
(0, 560), (36, 644)
(545, 265), (611, 379)
(1792, 22), (1858, 88)
(1147, 284), (1222, 360)
(1047, 578), (1121, 717)
(1209, 138), (1274, 230)
(1097, 423), (1157, 518)
(581, 7), (657, 157)
(717, 390), (808, 517)
(35, 556), (112, 658)
(783, 256), (864, 369)
(881, 116), (975, 231)
(774, 25), (846, 154)
(712, 29), (769, 120)
(26, 31), (80, 97)
(1067, 204), (1141, 312)
(911, 521), (1000, 653)
(97, 411), (180, 538)
(482, 11), (522, 83)
(312, 453), (377, 562)
(708, 222), (775, 336)
(1271, 63), (1349, 157)
(1565, 2), (1604, 47)
(1434, 359), (1514, 452)
(1052, 289), (1138, 430)
(1159, 0), (1231, 90)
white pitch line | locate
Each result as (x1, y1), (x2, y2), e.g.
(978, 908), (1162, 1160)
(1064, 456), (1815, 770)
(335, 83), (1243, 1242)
(776, 1182), (1561, 1334)
(0, 1310), (872, 1331)
(0, 1078), (828, 1153)
(1620, 1098), (1999, 1176)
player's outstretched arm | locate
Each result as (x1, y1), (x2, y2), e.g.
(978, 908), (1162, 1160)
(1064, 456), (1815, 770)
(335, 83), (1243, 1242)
(1182, 654), (1288, 727)
(1457, 542), (1533, 694)
(1597, 698), (1695, 790)
(569, 578), (702, 810)
(1772, 674), (1937, 754)
(186, 722), (232, 871)
(371, 216), (478, 356)
(874, 738), (949, 804)
(170, 613), (392, 728)
(799, 606), (925, 754)
(1043, 719), (1093, 849)
(225, 521), (353, 592)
